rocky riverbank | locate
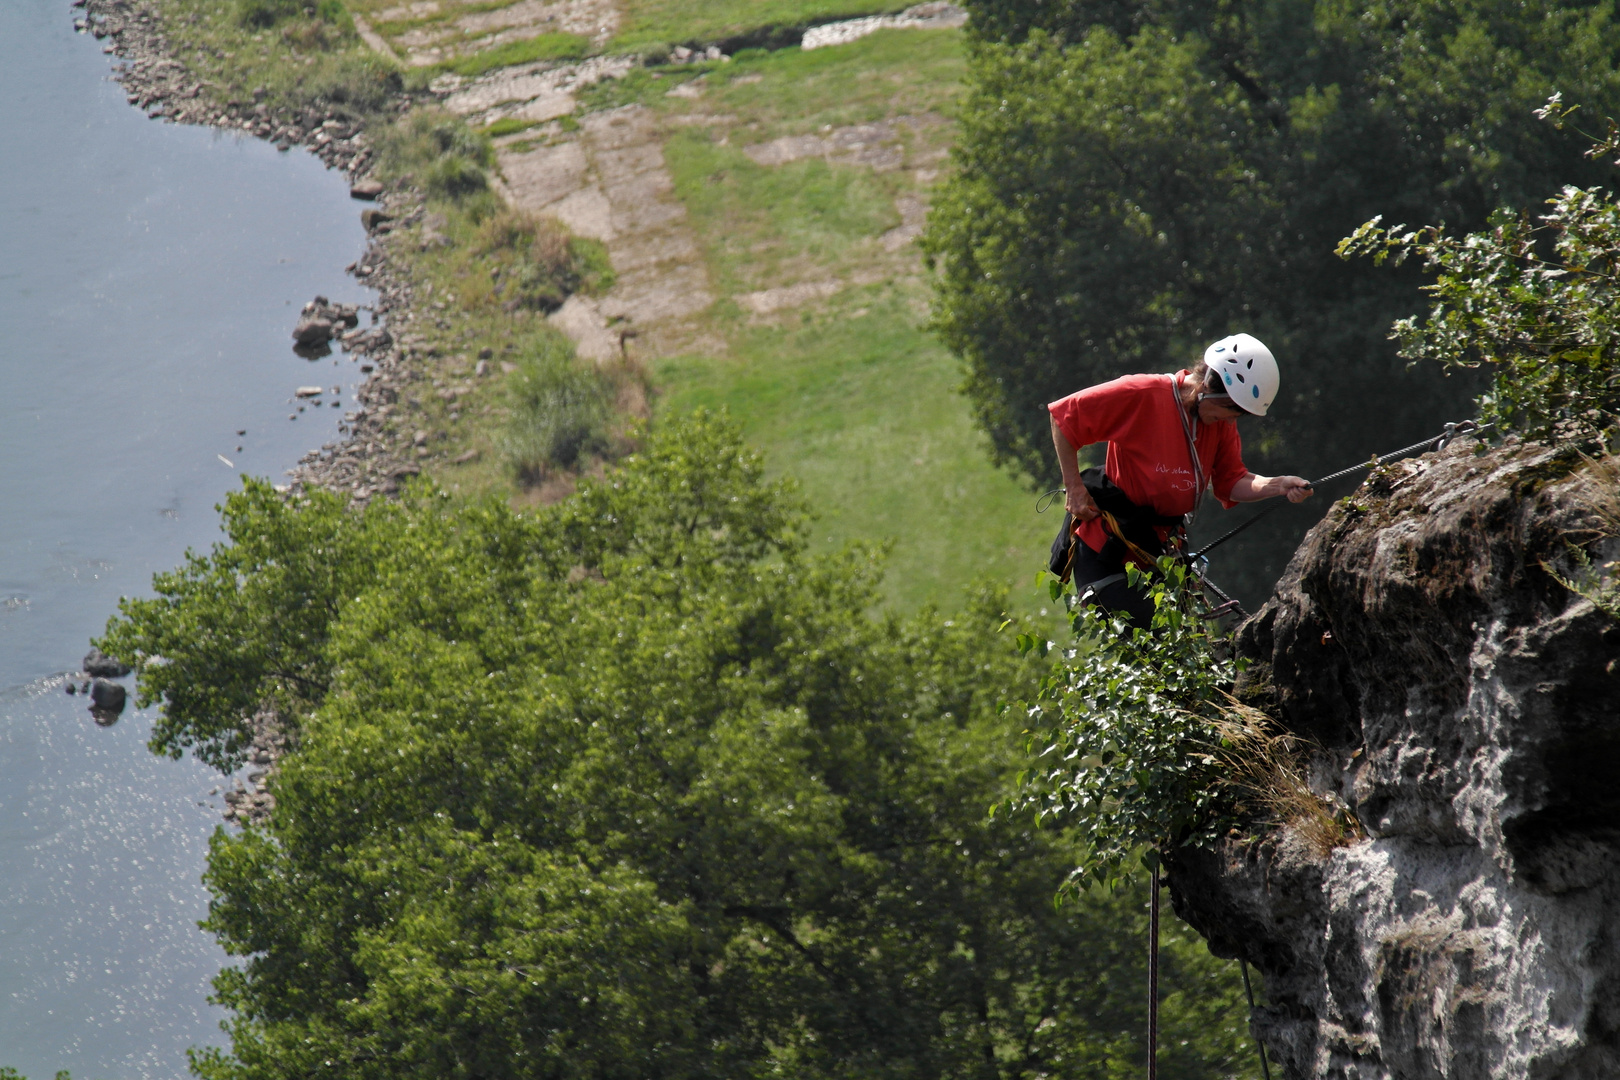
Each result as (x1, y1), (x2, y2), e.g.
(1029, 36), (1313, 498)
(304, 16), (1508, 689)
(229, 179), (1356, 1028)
(73, 0), (434, 810)
(79, 0), (393, 170)
(76, 0), (430, 499)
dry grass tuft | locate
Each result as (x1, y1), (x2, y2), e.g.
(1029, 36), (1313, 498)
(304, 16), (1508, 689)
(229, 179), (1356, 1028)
(1544, 453), (1620, 621)
(1211, 698), (1363, 857)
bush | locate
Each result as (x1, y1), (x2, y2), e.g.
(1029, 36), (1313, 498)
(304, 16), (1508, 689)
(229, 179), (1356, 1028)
(1013, 559), (1356, 887)
(375, 108), (494, 203)
(302, 55), (401, 114)
(1340, 100), (1620, 444)
(422, 154), (487, 199)
(1013, 561), (1239, 888)
(500, 336), (613, 479)
(474, 209), (614, 312)
(237, 0), (348, 31)
(235, 0), (300, 28)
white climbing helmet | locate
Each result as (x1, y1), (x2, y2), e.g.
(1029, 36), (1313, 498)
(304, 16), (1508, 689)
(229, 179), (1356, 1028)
(1203, 333), (1279, 417)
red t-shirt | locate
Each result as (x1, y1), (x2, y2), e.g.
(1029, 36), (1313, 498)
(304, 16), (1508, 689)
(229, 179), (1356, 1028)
(1048, 372), (1248, 564)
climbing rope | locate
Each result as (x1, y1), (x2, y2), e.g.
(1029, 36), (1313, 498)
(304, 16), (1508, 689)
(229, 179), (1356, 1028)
(1240, 960), (1272, 1080)
(1148, 863), (1161, 1080)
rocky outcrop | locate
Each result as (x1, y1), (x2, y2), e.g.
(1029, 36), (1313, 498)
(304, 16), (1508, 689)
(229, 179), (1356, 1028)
(89, 678), (127, 714)
(1169, 439), (1620, 1079)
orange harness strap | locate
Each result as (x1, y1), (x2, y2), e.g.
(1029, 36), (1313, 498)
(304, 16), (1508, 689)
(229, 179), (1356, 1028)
(1098, 509), (1164, 570)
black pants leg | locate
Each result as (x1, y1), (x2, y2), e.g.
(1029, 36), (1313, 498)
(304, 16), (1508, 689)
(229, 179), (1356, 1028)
(1071, 540), (1156, 631)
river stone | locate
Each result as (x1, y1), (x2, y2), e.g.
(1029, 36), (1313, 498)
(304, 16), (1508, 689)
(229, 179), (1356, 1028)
(350, 179), (384, 200)
(360, 208), (391, 232)
(82, 646), (131, 677)
(293, 318), (334, 345)
(88, 678), (126, 713)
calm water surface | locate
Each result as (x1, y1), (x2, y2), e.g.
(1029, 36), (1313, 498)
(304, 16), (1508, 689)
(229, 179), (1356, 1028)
(1, 2), (374, 1074)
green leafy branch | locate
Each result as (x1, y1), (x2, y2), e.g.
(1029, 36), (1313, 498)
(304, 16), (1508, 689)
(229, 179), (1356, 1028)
(1010, 559), (1242, 889)
(1337, 98), (1620, 444)
(1009, 560), (1362, 888)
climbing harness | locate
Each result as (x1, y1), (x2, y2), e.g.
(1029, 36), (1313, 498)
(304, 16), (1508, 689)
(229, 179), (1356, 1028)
(1046, 466), (1186, 584)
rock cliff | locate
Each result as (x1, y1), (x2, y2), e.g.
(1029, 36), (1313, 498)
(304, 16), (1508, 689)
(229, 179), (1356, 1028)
(1169, 439), (1620, 1079)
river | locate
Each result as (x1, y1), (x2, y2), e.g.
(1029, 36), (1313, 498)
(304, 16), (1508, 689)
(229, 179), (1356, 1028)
(0, 3), (374, 1075)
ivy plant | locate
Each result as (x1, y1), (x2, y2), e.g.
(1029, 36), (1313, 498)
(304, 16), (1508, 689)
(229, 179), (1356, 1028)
(1012, 559), (1240, 889)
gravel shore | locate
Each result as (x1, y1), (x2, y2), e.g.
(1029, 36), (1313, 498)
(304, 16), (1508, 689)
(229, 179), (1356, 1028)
(77, 0), (445, 814)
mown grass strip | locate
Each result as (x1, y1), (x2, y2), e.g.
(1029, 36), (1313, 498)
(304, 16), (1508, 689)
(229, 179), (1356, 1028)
(483, 116), (545, 137)
(443, 32), (589, 76)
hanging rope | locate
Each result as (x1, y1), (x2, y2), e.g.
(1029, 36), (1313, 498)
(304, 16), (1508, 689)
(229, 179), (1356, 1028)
(1240, 960), (1272, 1080)
(1148, 863), (1161, 1080)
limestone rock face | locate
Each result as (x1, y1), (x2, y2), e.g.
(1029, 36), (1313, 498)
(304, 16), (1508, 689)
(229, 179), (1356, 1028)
(1168, 440), (1620, 1079)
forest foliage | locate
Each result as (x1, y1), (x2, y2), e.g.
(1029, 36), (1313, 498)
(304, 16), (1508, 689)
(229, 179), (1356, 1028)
(1341, 98), (1620, 444)
(100, 415), (1259, 1080)
(925, 0), (1620, 598)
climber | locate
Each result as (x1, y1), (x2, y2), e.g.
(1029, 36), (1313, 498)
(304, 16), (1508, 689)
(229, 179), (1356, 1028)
(1048, 333), (1313, 628)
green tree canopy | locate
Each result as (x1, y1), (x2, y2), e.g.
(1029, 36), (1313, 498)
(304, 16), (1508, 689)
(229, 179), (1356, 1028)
(102, 415), (1259, 1080)
(1341, 100), (1620, 443)
(925, 0), (1620, 599)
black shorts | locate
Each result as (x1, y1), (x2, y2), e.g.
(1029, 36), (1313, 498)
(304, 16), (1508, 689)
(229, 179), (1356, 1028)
(1071, 540), (1156, 631)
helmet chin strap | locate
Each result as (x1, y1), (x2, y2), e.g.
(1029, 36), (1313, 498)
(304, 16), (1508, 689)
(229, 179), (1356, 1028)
(1195, 370), (1232, 408)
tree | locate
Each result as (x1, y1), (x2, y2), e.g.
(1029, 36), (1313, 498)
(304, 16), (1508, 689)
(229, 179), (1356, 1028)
(1341, 98), (1620, 444)
(103, 415), (1260, 1080)
(925, 0), (1620, 601)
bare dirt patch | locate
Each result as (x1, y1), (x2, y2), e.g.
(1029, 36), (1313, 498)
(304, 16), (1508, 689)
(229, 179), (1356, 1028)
(443, 55), (635, 122)
(738, 279), (843, 314)
(496, 103), (714, 361)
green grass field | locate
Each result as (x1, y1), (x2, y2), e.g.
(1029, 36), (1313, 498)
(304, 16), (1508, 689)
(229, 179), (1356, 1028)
(655, 285), (1055, 612)
(642, 30), (1058, 612)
